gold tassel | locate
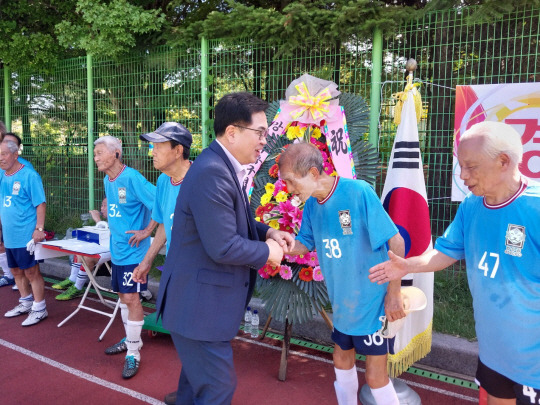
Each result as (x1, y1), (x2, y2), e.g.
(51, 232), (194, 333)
(393, 75), (422, 125)
(387, 321), (433, 378)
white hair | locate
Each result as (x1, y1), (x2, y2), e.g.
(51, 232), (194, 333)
(2, 140), (19, 154)
(94, 135), (122, 158)
(460, 121), (522, 166)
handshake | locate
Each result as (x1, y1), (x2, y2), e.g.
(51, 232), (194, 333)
(265, 229), (295, 267)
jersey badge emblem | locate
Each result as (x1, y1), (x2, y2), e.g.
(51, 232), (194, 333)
(504, 224), (525, 257)
(118, 187), (127, 204)
(12, 181), (21, 195)
(338, 210), (353, 235)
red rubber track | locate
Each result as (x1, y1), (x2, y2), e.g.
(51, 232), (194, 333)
(0, 283), (479, 404)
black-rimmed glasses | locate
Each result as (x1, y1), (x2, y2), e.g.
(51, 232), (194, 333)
(232, 125), (269, 140)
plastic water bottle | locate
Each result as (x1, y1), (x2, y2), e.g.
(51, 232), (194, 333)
(250, 310), (259, 338)
(243, 306), (252, 335)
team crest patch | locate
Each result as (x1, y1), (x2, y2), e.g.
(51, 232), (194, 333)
(118, 187), (127, 204)
(505, 224), (525, 257)
(338, 210), (352, 235)
(12, 181), (21, 195)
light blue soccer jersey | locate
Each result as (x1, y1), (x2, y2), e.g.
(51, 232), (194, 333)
(104, 165), (156, 265)
(152, 172), (182, 254)
(435, 182), (540, 388)
(0, 164), (46, 248)
(296, 177), (399, 336)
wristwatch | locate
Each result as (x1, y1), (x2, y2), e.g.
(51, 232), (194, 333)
(35, 227), (44, 232)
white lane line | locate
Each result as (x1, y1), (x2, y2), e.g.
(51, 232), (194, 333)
(0, 338), (163, 405)
(234, 336), (477, 403)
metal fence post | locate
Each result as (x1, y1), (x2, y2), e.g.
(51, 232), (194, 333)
(3, 67), (10, 131)
(87, 54), (95, 211)
(201, 37), (209, 149)
(369, 27), (383, 151)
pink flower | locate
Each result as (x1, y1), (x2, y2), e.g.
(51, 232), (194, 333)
(294, 253), (310, 265)
(258, 266), (270, 279)
(273, 179), (288, 195)
(310, 138), (326, 151)
(306, 252), (319, 267)
(280, 265), (292, 280)
(323, 161), (334, 175)
(313, 266), (324, 281)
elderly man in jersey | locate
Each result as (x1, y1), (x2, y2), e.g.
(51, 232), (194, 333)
(132, 122), (192, 282)
(93, 135), (156, 379)
(369, 121), (540, 405)
(0, 140), (48, 326)
(279, 142), (406, 405)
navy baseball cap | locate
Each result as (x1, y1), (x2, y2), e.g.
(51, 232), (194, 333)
(140, 122), (192, 149)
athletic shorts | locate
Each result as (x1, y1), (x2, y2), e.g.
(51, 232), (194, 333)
(111, 263), (147, 294)
(6, 247), (43, 270)
(331, 327), (393, 356)
(476, 358), (540, 404)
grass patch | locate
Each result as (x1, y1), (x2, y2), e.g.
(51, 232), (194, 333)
(433, 270), (476, 340)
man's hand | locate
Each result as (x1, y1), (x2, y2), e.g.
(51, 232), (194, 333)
(384, 288), (406, 322)
(32, 229), (46, 244)
(266, 229), (294, 253)
(125, 229), (151, 247)
(369, 250), (409, 285)
(132, 261), (151, 284)
(265, 238), (284, 267)
(89, 210), (101, 223)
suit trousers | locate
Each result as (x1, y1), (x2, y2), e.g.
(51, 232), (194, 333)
(171, 332), (236, 405)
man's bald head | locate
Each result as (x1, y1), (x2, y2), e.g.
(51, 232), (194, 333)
(278, 142), (323, 177)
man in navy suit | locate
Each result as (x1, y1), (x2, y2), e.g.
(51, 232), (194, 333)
(156, 92), (293, 405)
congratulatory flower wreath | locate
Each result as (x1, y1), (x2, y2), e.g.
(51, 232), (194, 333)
(246, 74), (378, 324)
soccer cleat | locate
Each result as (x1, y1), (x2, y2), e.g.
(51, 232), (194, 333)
(105, 338), (127, 355)
(0, 276), (15, 287)
(51, 278), (74, 290)
(21, 309), (48, 326)
(122, 355), (140, 379)
(55, 285), (84, 301)
(164, 391), (177, 405)
(4, 303), (32, 318)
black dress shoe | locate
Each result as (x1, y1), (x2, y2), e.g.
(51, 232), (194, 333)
(164, 390), (177, 405)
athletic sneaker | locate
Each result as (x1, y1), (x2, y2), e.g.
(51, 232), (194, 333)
(122, 355), (140, 379)
(21, 309), (48, 326)
(105, 337), (143, 355)
(56, 285), (84, 301)
(12, 284), (18, 291)
(0, 276), (15, 287)
(4, 303), (32, 318)
(51, 278), (74, 290)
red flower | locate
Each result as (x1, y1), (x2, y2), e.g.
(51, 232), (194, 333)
(299, 266), (314, 282)
(267, 265), (280, 277)
(256, 203), (275, 218)
(275, 154), (281, 164)
(269, 164), (279, 178)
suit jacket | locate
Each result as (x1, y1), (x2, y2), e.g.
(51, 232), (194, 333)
(156, 140), (270, 341)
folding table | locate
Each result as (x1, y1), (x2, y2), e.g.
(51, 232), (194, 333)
(35, 239), (119, 341)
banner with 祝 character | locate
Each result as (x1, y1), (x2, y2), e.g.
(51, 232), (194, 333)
(247, 74), (376, 325)
(381, 75), (434, 377)
(452, 83), (540, 201)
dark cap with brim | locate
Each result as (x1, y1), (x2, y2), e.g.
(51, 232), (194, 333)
(140, 122), (192, 149)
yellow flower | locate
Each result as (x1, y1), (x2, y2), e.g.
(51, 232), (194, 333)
(286, 126), (302, 140)
(312, 127), (322, 139)
(275, 191), (288, 202)
(260, 193), (272, 205)
(265, 183), (275, 194)
(269, 220), (280, 229)
(255, 216), (261, 222)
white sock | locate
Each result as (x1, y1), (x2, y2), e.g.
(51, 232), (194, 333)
(69, 262), (81, 283)
(334, 366), (358, 405)
(32, 300), (46, 311)
(370, 380), (399, 405)
(0, 253), (13, 278)
(120, 303), (129, 328)
(74, 269), (88, 290)
(125, 319), (144, 360)
(19, 294), (33, 307)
